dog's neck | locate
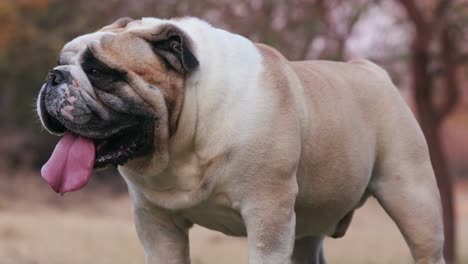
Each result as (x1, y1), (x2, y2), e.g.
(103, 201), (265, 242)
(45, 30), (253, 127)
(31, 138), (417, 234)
(169, 18), (264, 163)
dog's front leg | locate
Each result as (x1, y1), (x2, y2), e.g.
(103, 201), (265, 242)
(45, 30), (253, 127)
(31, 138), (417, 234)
(241, 174), (298, 264)
(133, 205), (190, 264)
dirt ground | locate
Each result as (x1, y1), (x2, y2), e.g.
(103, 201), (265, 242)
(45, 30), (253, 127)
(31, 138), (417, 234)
(0, 174), (467, 264)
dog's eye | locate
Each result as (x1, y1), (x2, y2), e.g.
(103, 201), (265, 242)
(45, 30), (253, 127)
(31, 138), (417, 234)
(89, 68), (102, 78)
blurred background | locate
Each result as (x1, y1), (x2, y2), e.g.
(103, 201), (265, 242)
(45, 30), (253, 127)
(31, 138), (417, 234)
(0, 0), (467, 263)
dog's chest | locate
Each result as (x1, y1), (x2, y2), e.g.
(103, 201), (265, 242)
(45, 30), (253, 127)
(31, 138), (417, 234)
(179, 197), (247, 237)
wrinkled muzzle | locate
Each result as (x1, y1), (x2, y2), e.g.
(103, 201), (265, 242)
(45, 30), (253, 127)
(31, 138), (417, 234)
(39, 66), (93, 134)
(37, 66), (154, 194)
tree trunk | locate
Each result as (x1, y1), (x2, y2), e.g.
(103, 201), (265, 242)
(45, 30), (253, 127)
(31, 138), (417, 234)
(417, 109), (456, 264)
(410, 33), (456, 263)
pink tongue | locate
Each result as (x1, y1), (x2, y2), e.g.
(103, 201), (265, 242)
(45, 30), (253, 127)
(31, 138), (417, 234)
(41, 132), (95, 194)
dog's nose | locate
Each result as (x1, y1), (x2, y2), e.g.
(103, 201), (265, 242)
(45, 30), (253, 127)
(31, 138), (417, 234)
(47, 69), (71, 86)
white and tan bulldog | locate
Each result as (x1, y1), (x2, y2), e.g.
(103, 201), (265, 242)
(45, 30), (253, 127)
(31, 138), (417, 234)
(37, 17), (445, 264)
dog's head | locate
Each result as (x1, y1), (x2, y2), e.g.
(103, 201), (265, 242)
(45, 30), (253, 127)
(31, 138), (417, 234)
(36, 17), (199, 193)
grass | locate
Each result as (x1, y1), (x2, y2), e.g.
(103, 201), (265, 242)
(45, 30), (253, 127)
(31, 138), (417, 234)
(0, 174), (467, 264)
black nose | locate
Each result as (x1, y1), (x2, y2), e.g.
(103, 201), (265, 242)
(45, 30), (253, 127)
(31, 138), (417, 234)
(47, 69), (71, 86)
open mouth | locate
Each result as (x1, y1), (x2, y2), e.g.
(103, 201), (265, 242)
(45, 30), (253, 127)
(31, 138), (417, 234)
(93, 120), (154, 168)
(39, 86), (154, 168)
(39, 100), (154, 194)
(37, 65), (158, 194)
(43, 109), (154, 169)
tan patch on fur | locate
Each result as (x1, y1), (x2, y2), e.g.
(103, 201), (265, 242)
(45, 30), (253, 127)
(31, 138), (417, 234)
(255, 44), (294, 111)
(94, 30), (186, 135)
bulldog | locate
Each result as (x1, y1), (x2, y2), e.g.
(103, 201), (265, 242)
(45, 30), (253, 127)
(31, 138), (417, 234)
(36, 17), (445, 264)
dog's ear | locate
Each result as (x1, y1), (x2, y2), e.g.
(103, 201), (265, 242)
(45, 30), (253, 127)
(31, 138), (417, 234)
(136, 25), (199, 75)
(100, 17), (134, 32)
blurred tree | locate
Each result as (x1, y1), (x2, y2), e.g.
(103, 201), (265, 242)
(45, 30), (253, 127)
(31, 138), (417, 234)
(395, 0), (467, 262)
(0, 0), (371, 168)
(205, 0), (372, 61)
